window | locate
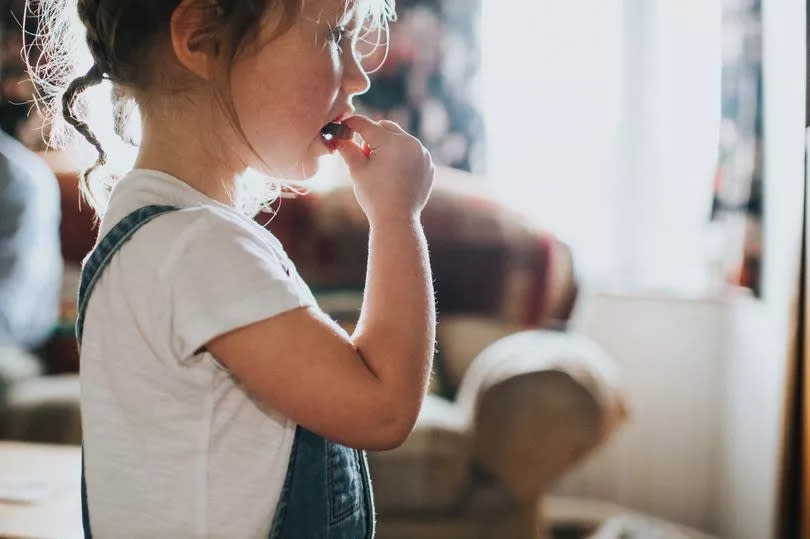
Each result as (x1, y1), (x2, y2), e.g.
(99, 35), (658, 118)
(482, 0), (723, 294)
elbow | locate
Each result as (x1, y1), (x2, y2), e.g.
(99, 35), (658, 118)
(365, 425), (413, 452)
(364, 408), (419, 451)
(376, 425), (414, 451)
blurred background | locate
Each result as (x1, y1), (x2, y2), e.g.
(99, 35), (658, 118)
(1, 1), (808, 538)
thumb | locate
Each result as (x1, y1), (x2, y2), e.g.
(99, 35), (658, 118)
(334, 137), (369, 169)
(378, 120), (404, 133)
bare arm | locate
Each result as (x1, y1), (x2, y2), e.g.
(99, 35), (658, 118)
(351, 216), (435, 440)
(207, 116), (435, 450)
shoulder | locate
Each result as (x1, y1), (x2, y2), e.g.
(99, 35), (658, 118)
(136, 204), (268, 247)
(111, 204), (288, 281)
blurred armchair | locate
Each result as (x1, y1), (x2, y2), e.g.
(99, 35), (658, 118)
(265, 168), (626, 538)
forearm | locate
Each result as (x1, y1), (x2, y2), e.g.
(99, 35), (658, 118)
(352, 217), (436, 420)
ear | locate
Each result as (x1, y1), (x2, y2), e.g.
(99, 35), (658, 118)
(170, 0), (226, 80)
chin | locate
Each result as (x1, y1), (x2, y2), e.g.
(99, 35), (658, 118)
(251, 156), (321, 181)
(285, 159), (321, 181)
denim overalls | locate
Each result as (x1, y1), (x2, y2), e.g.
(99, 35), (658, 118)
(76, 205), (375, 538)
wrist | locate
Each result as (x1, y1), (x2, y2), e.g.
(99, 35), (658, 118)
(368, 211), (422, 230)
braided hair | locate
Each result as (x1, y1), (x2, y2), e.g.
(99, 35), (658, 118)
(61, 64), (105, 195)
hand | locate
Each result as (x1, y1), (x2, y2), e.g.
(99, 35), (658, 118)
(334, 115), (434, 225)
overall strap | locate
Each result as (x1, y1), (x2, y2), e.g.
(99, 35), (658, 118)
(76, 204), (179, 539)
(75, 204), (179, 347)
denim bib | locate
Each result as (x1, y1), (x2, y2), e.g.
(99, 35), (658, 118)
(76, 205), (374, 538)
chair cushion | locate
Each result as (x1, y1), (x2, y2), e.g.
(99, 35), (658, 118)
(435, 315), (523, 396)
(262, 176), (575, 328)
(369, 394), (473, 512)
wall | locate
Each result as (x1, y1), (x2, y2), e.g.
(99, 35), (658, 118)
(555, 290), (799, 538)
(554, 291), (733, 533)
(711, 0), (806, 535)
(554, 0), (806, 535)
(710, 297), (796, 539)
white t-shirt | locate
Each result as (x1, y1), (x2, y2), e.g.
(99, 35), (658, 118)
(80, 169), (317, 538)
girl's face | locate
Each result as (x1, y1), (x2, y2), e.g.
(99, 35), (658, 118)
(228, 0), (371, 180)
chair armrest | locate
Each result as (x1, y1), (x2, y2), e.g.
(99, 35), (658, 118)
(455, 330), (626, 503)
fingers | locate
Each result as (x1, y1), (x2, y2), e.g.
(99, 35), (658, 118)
(334, 137), (368, 168)
(335, 116), (404, 166)
(341, 114), (390, 147)
(378, 120), (403, 133)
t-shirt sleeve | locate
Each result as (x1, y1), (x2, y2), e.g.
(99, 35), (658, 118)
(159, 208), (317, 359)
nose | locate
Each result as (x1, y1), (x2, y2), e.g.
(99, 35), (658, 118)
(343, 49), (371, 97)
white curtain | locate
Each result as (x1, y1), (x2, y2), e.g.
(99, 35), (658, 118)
(482, 0), (723, 294)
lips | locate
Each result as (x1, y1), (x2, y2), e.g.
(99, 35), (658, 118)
(333, 110), (353, 124)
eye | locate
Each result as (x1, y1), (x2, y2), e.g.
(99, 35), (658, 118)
(329, 24), (348, 51)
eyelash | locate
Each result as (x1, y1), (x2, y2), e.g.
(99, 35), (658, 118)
(329, 24), (348, 52)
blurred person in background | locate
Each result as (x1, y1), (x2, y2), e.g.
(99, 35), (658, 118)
(0, 8), (62, 387)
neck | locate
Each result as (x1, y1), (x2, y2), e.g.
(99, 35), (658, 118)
(133, 108), (246, 207)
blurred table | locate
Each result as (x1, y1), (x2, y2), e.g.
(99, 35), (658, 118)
(0, 442), (82, 539)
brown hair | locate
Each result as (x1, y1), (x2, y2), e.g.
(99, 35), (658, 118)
(53, 0), (300, 200)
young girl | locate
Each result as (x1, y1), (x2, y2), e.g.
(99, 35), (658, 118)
(29, 0), (435, 536)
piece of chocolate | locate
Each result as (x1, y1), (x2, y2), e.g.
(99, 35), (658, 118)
(321, 122), (353, 141)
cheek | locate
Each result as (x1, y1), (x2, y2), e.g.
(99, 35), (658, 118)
(228, 49), (341, 162)
(228, 64), (296, 151)
(237, 81), (330, 151)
